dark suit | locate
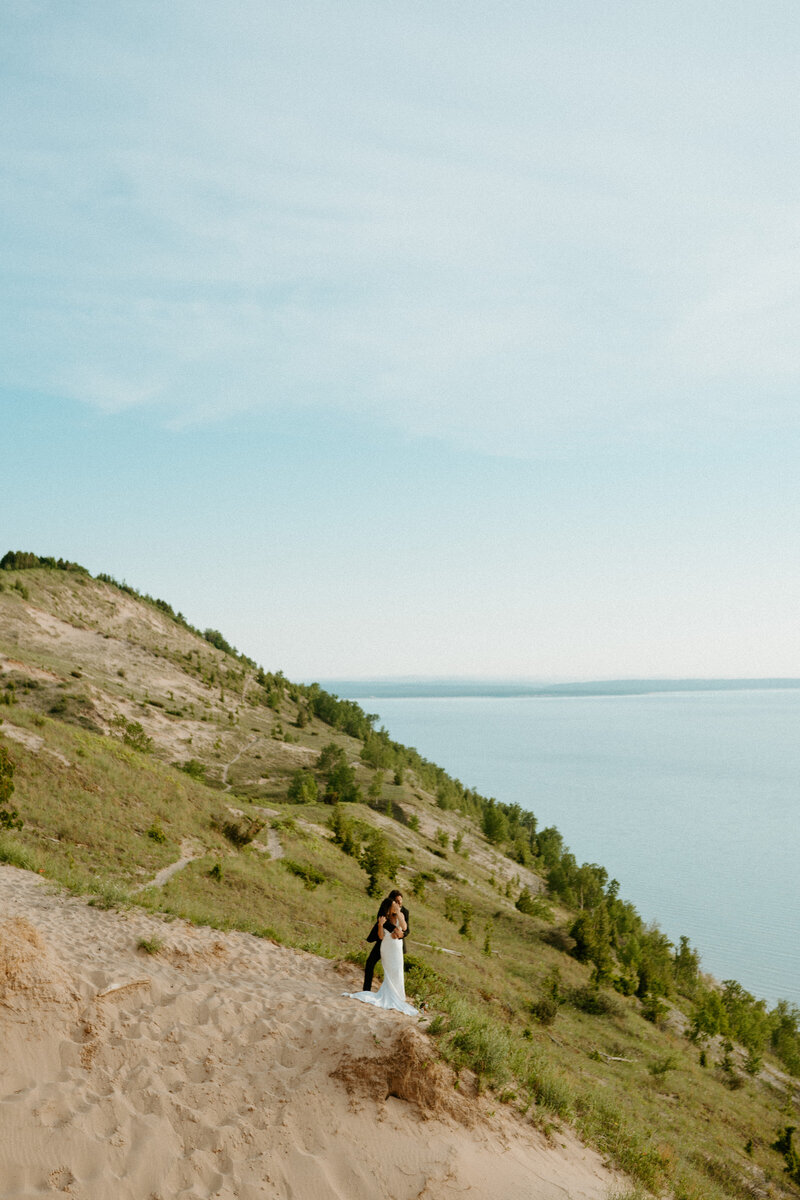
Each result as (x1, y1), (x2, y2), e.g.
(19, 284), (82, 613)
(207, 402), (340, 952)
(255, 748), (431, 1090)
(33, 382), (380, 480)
(363, 905), (410, 991)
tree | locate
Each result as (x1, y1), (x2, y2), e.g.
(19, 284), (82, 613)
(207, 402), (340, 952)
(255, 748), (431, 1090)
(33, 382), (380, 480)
(570, 903), (614, 983)
(673, 935), (700, 993)
(691, 987), (729, 1041)
(481, 800), (508, 845)
(327, 805), (361, 857)
(287, 769), (318, 805)
(361, 733), (394, 771)
(203, 628), (237, 656)
(574, 863), (607, 910)
(360, 830), (398, 897)
(536, 826), (564, 868)
(316, 742), (345, 773)
(323, 760), (361, 805)
(367, 770), (384, 802)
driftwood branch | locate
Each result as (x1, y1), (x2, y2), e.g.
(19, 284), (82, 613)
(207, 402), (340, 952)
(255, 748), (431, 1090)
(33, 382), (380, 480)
(407, 939), (464, 958)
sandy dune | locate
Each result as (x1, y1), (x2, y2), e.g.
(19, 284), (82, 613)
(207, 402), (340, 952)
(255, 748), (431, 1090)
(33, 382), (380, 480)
(0, 866), (625, 1200)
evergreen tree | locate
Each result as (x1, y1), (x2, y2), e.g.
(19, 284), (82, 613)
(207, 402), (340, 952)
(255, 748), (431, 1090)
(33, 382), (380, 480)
(481, 800), (508, 844)
(287, 769), (318, 804)
(323, 760), (361, 805)
(360, 830), (397, 897)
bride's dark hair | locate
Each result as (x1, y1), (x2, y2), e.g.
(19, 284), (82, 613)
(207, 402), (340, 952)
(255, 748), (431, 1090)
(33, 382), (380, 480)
(377, 895), (394, 918)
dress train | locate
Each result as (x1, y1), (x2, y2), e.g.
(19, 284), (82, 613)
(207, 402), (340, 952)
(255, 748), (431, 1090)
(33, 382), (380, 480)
(345, 934), (417, 1016)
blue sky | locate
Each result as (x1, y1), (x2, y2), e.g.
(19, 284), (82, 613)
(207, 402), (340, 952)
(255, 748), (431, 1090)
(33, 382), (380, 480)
(3, 2), (800, 680)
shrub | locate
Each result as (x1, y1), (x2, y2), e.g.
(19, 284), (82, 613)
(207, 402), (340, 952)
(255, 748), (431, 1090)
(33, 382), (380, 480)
(282, 859), (326, 890)
(411, 872), (428, 901)
(137, 936), (164, 955)
(218, 815), (265, 847)
(744, 1049), (762, 1076)
(569, 984), (622, 1017)
(204, 628), (237, 655)
(110, 715), (152, 753)
(772, 1125), (800, 1186)
(431, 998), (515, 1091)
(146, 821), (167, 843)
(640, 994), (669, 1025)
(0, 834), (38, 871)
(530, 966), (563, 1025)
(540, 927), (576, 955)
(531, 994), (560, 1025)
(404, 956), (445, 1004)
(524, 1060), (574, 1119)
(181, 758), (206, 780)
(647, 1055), (678, 1079)
(368, 794), (409, 823)
(0, 745), (22, 830)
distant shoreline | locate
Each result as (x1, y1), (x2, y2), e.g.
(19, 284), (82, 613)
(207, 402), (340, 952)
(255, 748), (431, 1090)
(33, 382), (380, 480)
(319, 677), (800, 700)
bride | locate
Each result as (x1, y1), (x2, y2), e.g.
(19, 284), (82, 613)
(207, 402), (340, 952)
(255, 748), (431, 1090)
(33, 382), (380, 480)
(345, 896), (418, 1016)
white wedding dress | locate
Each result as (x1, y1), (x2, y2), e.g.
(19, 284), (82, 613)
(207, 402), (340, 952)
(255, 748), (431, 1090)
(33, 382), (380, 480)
(345, 934), (418, 1016)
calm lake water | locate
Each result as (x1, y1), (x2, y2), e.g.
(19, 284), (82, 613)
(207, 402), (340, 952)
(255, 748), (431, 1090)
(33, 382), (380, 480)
(346, 689), (800, 1008)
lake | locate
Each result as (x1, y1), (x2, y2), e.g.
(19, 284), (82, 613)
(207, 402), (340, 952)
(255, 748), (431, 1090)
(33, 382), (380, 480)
(340, 687), (800, 1008)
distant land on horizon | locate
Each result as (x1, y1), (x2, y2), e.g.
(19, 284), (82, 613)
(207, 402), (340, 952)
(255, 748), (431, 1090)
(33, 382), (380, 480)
(320, 677), (800, 700)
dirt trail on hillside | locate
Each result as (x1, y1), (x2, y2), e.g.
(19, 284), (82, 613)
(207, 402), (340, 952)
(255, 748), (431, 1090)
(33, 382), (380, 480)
(132, 838), (205, 893)
(221, 735), (260, 791)
(0, 866), (627, 1200)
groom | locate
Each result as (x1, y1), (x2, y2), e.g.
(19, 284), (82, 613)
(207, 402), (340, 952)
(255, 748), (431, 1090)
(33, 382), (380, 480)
(363, 889), (410, 992)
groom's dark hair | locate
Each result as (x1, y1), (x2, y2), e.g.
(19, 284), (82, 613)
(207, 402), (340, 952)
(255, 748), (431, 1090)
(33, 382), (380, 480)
(387, 889), (403, 903)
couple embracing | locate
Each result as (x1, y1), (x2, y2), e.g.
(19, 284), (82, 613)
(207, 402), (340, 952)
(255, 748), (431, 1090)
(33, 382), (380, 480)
(345, 889), (418, 1016)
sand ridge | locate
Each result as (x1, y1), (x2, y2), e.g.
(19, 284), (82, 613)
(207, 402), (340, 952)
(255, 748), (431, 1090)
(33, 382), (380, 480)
(0, 866), (626, 1199)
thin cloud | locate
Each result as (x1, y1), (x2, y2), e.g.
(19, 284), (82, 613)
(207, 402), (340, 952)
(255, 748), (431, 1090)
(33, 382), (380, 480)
(3, 3), (800, 456)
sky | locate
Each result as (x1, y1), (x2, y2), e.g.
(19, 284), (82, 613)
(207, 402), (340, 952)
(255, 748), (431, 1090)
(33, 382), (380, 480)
(3, 1), (800, 682)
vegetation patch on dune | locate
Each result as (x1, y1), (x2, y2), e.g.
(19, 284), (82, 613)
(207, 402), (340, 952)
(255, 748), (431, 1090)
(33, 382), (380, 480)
(1, 553), (799, 1199)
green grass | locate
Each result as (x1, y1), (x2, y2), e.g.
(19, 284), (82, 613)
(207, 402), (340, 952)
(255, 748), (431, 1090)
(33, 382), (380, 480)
(137, 935), (164, 954)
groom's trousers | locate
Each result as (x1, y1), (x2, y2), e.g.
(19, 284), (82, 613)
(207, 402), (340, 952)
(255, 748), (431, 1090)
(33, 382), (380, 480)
(362, 940), (383, 991)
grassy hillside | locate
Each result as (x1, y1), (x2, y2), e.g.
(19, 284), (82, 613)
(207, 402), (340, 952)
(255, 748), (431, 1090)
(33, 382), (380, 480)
(1, 555), (799, 1200)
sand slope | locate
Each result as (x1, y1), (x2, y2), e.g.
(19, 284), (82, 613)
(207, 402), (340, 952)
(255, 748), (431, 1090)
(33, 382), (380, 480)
(0, 867), (625, 1200)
